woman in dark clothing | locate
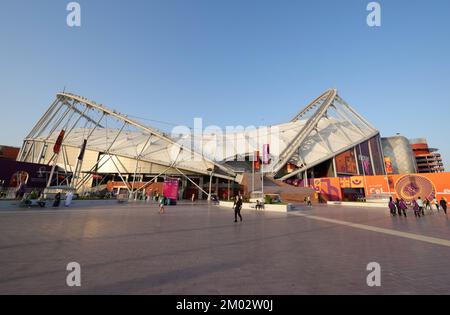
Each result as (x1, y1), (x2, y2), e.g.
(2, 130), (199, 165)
(412, 199), (421, 218)
(233, 195), (243, 223)
(53, 192), (61, 207)
(425, 199), (432, 213)
(440, 198), (448, 215)
(388, 197), (397, 216)
(395, 198), (402, 216)
(398, 198), (408, 217)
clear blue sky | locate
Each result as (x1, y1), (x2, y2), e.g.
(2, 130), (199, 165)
(1, 0), (449, 168)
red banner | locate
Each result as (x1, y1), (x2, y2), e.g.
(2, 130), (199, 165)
(384, 157), (393, 174)
(53, 130), (65, 154)
(254, 151), (260, 170)
(78, 139), (87, 160)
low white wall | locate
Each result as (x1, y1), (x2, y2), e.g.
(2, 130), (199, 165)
(327, 201), (387, 208)
(218, 201), (293, 213)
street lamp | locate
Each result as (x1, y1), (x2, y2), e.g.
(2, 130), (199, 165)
(207, 168), (213, 201)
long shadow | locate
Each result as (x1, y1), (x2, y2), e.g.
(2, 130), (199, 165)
(0, 217), (360, 285)
(1, 209), (446, 289)
(0, 207), (421, 252)
(0, 213), (286, 251)
(81, 260), (243, 294)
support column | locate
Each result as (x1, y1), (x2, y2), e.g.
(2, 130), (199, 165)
(354, 147), (361, 175)
(367, 139), (377, 175)
(304, 170), (308, 187)
(182, 177), (188, 200)
(332, 157), (338, 178)
(199, 177), (204, 200)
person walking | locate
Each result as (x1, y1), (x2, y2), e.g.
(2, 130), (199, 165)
(159, 195), (166, 214)
(425, 198), (432, 213)
(398, 198), (408, 217)
(395, 198), (402, 216)
(233, 195), (243, 223)
(433, 197), (440, 212)
(388, 197), (397, 216)
(440, 197), (448, 215)
(395, 198), (400, 216)
(412, 199), (421, 218)
(64, 191), (74, 207)
(53, 192), (61, 208)
(191, 193), (196, 203)
(417, 197), (424, 216)
(306, 196), (313, 208)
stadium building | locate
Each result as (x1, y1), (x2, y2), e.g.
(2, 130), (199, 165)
(13, 89), (449, 203)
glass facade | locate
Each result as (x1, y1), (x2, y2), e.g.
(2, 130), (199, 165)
(369, 136), (385, 175)
(335, 149), (358, 175)
(357, 141), (373, 176)
(351, 136), (386, 176)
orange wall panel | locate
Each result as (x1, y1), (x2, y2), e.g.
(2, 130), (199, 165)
(315, 172), (450, 202)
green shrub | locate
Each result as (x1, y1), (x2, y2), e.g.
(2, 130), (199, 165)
(28, 190), (39, 200)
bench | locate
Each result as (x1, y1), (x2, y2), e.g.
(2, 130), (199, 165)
(20, 199), (47, 208)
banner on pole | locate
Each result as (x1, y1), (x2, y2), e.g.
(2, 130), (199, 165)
(78, 139), (87, 161)
(254, 151), (260, 170)
(53, 130), (65, 154)
(384, 157), (393, 174)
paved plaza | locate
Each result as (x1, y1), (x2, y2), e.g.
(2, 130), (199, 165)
(0, 201), (449, 295)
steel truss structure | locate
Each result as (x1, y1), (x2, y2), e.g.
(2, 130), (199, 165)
(272, 89), (380, 180)
(18, 93), (236, 196)
(18, 89), (382, 194)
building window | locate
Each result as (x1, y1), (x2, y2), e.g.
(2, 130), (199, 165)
(369, 136), (385, 175)
(335, 149), (358, 175)
(357, 141), (374, 176)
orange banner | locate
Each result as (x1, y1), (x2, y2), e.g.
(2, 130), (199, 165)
(287, 173), (450, 202)
(384, 157), (393, 174)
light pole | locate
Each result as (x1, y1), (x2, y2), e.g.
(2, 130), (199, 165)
(207, 168), (213, 201)
(252, 153), (255, 194)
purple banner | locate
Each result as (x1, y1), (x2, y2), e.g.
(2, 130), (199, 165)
(163, 179), (179, 201)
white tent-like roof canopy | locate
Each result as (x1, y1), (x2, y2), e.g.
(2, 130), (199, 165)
(18, 89), (379, 183)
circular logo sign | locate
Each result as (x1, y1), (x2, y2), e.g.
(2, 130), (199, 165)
(395, 175), (435, 201)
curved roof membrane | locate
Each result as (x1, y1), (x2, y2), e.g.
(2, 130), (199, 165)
(21, 89), (379, 181)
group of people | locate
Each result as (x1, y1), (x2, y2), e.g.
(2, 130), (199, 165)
(52, 191), (74, 208)
(389, 196), (447, 218)
(255, 200), (264, 210)
(304, 196), (313, 207)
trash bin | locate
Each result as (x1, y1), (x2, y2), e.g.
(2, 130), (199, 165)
(165, 198), (176, 206)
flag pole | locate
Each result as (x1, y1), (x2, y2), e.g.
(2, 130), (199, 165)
(252, 151), (255, 194)
(261, 162), (264, 196)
